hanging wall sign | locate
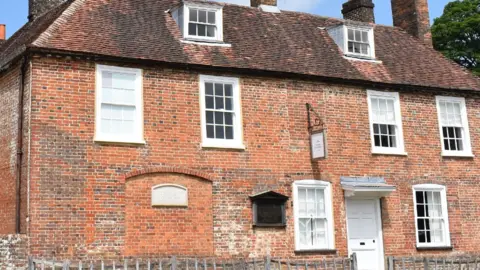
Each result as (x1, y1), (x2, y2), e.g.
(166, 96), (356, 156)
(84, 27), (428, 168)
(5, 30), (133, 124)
(311, 130), (327, 160)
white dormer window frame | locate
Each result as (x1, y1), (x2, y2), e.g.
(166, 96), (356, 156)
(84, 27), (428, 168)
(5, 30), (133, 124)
(344, 25), (375, 59)
(181, 3), (224, 42)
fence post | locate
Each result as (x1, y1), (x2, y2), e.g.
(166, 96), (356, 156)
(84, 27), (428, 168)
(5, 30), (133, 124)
(265, 255), (271, 270)
(424, 257), (429, 270)
(388, 257), (394, 270)
(171, 256), (177, 270)
(351, 253), (358, 270)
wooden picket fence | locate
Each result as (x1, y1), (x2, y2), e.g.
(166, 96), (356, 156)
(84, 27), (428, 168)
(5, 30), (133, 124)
(387, 256), (480, 270)
(28, 254), (358, 270)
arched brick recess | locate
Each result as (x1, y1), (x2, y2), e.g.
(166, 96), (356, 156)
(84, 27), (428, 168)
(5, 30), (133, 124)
(125, 166), (214, 183)
(125, 172), (213, 256)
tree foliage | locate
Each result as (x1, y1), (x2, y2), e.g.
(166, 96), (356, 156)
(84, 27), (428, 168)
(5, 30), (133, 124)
(431, 0), (480, 76)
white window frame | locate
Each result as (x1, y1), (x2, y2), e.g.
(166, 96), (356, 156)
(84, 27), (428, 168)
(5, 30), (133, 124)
(435, 96), (473, 157)
(95, 65), (144, 144)
(343, 25), (375, 59)
(367, 90), (406, 155)
(183, 3), (223, 42)
(199, 75), (244, 149)
(412, 184), (451, 248)
(293, 180), (335, 251)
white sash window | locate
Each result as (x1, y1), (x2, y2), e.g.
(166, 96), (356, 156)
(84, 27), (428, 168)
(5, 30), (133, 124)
(95, 65), (143, 144)
(293, 180), (334, 251)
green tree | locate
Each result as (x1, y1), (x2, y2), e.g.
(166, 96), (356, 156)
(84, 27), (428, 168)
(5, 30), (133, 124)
(431, 0), (480, 76)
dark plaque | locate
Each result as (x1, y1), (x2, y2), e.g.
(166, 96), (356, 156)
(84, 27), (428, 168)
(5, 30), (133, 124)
(250, 191), (288, 227)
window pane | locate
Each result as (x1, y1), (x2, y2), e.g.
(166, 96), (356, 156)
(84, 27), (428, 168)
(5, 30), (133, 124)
(215, 125), (225, 139)
(206, 125), (215, 138)
(123, 106), (135, 121)
(360, 44), (368, 55)
(417, 204), (425, 217)
(225, 98), (233, 111)
(355, 30), (361, 41)
(418, 231), (426, 243)
(348, 42), (354, 53)
(225, 112), (233, 125)
(112, 73), (136, 90)
(373, 124), (379, 134)
(215, 97), (224, 109)
(206, 96), (214, 109)
(374, 135), (380, 147)
(215, 84), (224, 96)
(189, 9), (198, 22)
(207, 26), (216, 37)
(417, 219), (425, 230)
(416, 191), (424, 204)
(313, 219), (326, 246)
(208, 11), (216, 24)
(225, 84), (233, 96)
(354, 43), (360, 53)
(307, 189), (315, 216)
(198, 24), (206, 36)
(348, 29), (354, 40)
(226, 126), (234, 140)
(199, 10), (207, 23)
(205, 83), (214, 95)
(215, 112), (224, 124)
(362, 31), (368, 42)
(299, 218), (308, 245)
(316, 189), (325, 216)
(188, 23), (196, 35)
(298, 188), (306, 215)
(102, 71), (113, 88)
(206, 111), (214, 124)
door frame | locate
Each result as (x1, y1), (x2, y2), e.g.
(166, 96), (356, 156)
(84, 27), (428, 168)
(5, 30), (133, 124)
(345, 197), (385, 270)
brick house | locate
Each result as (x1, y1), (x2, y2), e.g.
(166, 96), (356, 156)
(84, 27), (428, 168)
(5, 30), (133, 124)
(1, 0), (480, 269)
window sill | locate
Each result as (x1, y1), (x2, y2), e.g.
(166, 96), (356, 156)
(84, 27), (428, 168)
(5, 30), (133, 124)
(344, 55), (382, 63)
(416, 246), (453, 251)
(181, 39), (232, 47)
(202, 141), (246, 150)
(441, 152), (474, 158)
(372, 150), (408, 156)
(94, 138), (146, 145)
(294, 249), (337, 254)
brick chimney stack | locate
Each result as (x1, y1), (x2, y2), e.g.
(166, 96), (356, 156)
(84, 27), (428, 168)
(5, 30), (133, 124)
(391, 0), (432, 46)
(29, 0), (67, 21)
(0, 25), (5, 41)
(251, 0), (277, 7)
(342, 0), (375, 23)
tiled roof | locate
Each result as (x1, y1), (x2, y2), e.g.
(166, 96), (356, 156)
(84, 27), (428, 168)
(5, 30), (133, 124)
(1, 0), (479, 91)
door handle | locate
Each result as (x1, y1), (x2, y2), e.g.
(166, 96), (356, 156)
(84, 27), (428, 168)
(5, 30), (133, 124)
(360, 242), (365, 246)
(373, 240), (375, 243)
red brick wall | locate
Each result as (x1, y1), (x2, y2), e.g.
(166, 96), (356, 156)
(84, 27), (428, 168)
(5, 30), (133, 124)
(125, 173), (213, 256)
(0, 62), (30, 235)
(26, 56), (480, 260)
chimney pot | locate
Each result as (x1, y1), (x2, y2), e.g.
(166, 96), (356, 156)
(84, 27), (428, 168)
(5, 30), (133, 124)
(29, 0), (67, 21)
(0, 25), (5, 40)
(342, 0), (375, 23)
(251, 0), (277, 8)
(391, 0), (432, 46)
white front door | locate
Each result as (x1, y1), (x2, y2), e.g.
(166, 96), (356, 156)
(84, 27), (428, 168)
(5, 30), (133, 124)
(346, 198), (384, 270)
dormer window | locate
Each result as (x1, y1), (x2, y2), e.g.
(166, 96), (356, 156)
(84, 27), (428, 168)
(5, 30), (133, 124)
(328, 24), (375, 59)
(171, 3), (224, 43)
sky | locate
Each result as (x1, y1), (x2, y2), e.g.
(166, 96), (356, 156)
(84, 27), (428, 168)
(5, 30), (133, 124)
(0, 0), (453, 38)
